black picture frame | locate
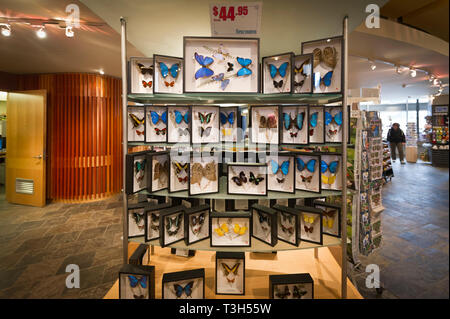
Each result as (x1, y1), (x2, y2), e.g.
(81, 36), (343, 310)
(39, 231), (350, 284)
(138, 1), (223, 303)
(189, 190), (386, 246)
(210, 211), (252, 248)
(127, 202), (146, 239)
(308, 105), (325, 144)
(280, 105), (309, 145)
(269, 273), (314, 299)
(119, 264), (155, 299)
(272, 204), (300, 246)
(262, 52), (294, 94)
(219, 106), (243, 143)
(127, 105), (146, 143)
(324, 105), (344, 144)
(251, 204), (278, 246)
(313, 200), (342, 238)
(190, 105), (220, 144)
(227, 163), (268, 196)
(295, 205), (323, 245)
(145, 105), (168, 144)
(188, 153), (220, 196)
(128, 56), (154, 95)
(320, 152), (343, 191)
(184, 204), (210, 245)
(144, 202), (173, 242)
(249, 105), (281, 145)
(294, 152), (322, 194)
(183, 36), (260, 94)
(159, 205), (185, 247)
(168, 152), (190, 193)
(146, 151), (169, 193)
(261, 152), (296, 194)
(167, 105), (192, 144)
(292, 53), (314, 94)
(125, 150), (153, 194)
(161, 268), (205, 299)
(153, 54), (184, 95)
(215, 252), (245, 295)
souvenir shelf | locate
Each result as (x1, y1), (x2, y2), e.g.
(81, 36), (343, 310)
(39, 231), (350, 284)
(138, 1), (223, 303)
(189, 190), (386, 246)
(120, 17), (350, 299)
(431, 104), (449, 168)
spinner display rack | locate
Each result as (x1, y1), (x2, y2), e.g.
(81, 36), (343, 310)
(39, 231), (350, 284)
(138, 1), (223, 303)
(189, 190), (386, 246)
(120, 17), (350, 298)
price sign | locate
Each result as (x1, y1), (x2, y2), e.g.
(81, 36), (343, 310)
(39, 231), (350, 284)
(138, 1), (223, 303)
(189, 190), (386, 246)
(210, 2), (262, 37)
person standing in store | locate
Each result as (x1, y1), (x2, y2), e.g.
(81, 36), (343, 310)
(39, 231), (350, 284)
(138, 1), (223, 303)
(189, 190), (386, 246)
(387, 123), (406, 164)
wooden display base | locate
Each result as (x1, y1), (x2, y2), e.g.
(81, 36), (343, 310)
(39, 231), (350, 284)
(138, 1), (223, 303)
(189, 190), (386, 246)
(104, 243), (362, 299)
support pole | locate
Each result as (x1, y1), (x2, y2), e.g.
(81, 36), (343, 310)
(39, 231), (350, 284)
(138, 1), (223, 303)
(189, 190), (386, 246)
(341, 15), (349, 299)
(120, 17), (128, 264)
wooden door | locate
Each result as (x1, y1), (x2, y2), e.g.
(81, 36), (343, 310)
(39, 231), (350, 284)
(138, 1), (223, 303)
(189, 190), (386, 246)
(6, 90), (47, 207)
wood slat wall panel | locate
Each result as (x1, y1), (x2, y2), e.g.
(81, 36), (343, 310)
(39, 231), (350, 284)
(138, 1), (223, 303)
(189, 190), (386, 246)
(16, 73), (122, 202)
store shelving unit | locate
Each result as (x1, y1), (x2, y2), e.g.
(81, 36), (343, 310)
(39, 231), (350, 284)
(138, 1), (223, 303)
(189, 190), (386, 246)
(431, 104), (449, 167)
(120, 17), (349, 298)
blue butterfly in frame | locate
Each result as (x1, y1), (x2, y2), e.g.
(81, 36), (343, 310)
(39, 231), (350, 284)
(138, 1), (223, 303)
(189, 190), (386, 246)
(212, 73), (230, 91)
(310, 112), (319, 128)
(194, 52), (214, 79)
(269, 62), (289, 79)
(220, 111), (235, 125)
(296, 158), (317, 173)
(313, 71), (333, 88)
(271, 159), (290, 176)
(325, 111), (343, 126)
(174, 281), (194, 298)
(128, 275), (147, 289)
(159, 62), (180, 79)
(236, 57), (253, 77)
(321, 160), (339, 174)
(283, 112), (305, 131)
(150, 110), (167, 125)
(174, 110), (189, 124)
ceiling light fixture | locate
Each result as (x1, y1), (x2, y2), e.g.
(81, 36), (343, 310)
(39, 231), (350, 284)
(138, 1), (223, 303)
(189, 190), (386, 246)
(410, 68), (417, 78)
(36, 25), (46, 38)
(370, 62), (377, 71)
(65, 25), (74, 38)
(395, 66), (402, 74)
(99, 69), (104, 75)
(0, 24), (11, 37)
(433, 78), (440, 86)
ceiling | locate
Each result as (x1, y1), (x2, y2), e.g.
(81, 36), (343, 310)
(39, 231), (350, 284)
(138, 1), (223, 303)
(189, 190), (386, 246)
(381, 0), (449, 42)
(0, 0), (448, 103)
(0, 0), (142, 77)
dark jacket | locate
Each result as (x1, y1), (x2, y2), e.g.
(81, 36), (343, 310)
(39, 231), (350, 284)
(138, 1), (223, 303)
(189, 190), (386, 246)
(387, 127), (405, 143)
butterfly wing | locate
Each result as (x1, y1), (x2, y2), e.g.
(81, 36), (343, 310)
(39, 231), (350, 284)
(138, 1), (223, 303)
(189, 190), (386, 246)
(230, 263), (240, 275)
(128, 275), (138, 288)
(237, 57), (252, 67)
(306, 159), (317, 173)
(212, 73), (224, 81)
(228, 112), (235, 125)
(150, 111), (160, 125)
(139, 276), (147, 288)
(329, 161), (339, 174)
(174, 284), (183, 298)
(237, 67), (252, 77)
(334, 111), (343, 126)
(170, 64), (179, 78)
(321, 160), (329, 173)
(268, 64), (277, 79)
(310, 112), (318, 128)
(184, 281), (194, 297)
(195, 67), (214, 80)
(280, 160), (290, 175)
(183, 112), (189, 124)
(278, 62), (289, 78)
(270, 160), (279, 175)
(296, 112), (305, 130)
(221, 79), (230, 91)
(220, 112), (227, 125)
(227, 62), (234, 72)
(159, 62), (169, 78)
(322, 71), (333, 86)
(174, 111), (182, 124)
(161, 111), (167, 124)
(283, 113), (291, 131)
(194, 52), (213, 66)
(325, 111), (333, 126)
(221, 263), (232, 275)
(296, 157), (305, 172)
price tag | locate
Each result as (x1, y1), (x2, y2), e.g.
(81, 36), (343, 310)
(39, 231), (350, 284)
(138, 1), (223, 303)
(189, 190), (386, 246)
(210, 2), (262, 37)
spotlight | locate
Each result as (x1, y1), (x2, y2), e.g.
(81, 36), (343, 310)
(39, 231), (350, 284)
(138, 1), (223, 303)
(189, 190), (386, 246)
(433, 78), (440, 86)
(395, 66), (402, 74)
(429, 75), (435, 82)
(370, 63), (377, 71)
(410, 68), (416, 78)
(65, 25), (74, 37)
(36, 26), (46, 38)
(99, 69), (104, 75)
(1, 24), (11, 37)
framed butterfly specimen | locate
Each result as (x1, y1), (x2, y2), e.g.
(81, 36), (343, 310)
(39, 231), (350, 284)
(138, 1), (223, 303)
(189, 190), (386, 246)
(295, 153), (321, 194)
(144, 106), (167, 143)
(227, 163), (267, 196)
(301, 36), (343, 94)
(210, 211), (252, 247)
(308, 105), (325, 144)
(144, 202), (173, 242)
(263, 153), (295, 194)
(183, 37), (259, 93)
(126, 150), (152, 194)
(280, 105), (309, 145)
(146, 151), (169, 193)
(219, 106), (241, 143)
(325, 106), (344, 143)
(129, 57), (154, 94)
(251, 204), (278, 246)
(127, 106), (146, 142)
(295, 205), (323, 245)
(153, 54), (183, 94)
(128, 203), (146, 238)
(293, 53), (313, 94)
(191, 106), (220, 144)
(189, 153), (220, 196)
(272, 204), (300, 246)
(168, 154), (190, 193)
(313, 200), (341, 238)
(159, 205), (185, 247)
(162, 268), (205, 299)
(262, 52), (294, 94)
(119, 264), (155, 299)
(184, 204), (210, 245)
(269, 273), (314, 299)
(167, 106), (191, 143)
(216, 252), (245, 295)
(320, 153), (342, 191)
(250, 105), (280, 145)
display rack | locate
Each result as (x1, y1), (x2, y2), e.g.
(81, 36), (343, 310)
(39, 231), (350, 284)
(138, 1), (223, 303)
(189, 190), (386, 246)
(120, 17), (350, 299)
(431, 104), (449, 167)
